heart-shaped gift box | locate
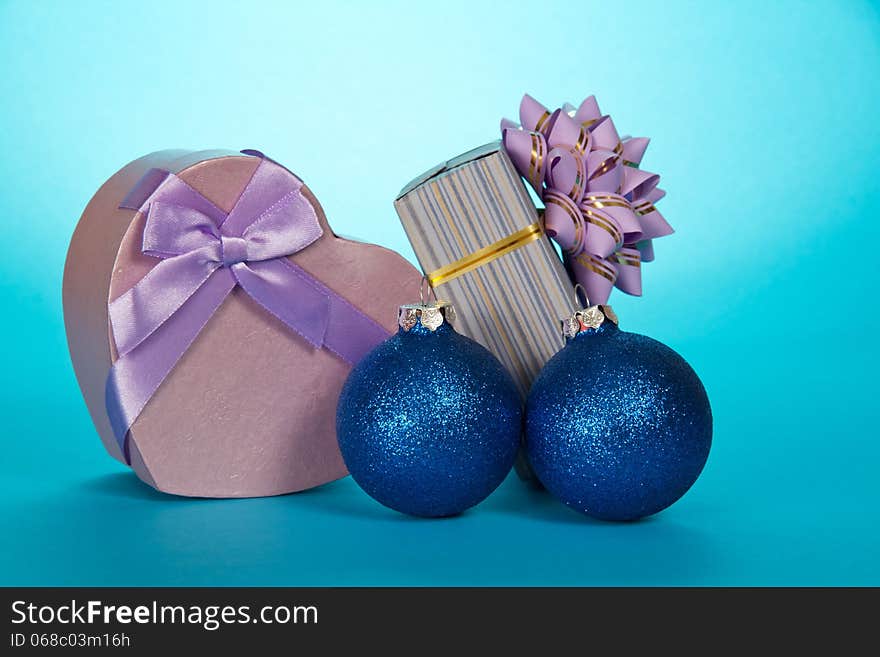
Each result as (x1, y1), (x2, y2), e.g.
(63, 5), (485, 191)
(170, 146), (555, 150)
(63, 149), (421, 497)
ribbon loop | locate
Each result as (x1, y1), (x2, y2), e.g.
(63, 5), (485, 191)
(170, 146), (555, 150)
(142, 201), (220, 257)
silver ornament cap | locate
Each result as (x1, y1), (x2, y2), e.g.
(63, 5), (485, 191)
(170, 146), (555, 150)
(398, 301), (455, 332)
(561, 304), (619, 339)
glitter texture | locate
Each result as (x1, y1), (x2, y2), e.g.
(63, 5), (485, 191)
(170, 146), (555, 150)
(336, 319), (522, 517)
(525, 322), (712, 521)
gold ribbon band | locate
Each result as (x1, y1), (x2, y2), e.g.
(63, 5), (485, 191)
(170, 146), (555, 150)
(582, 209), (623, 245)
(588, 154), (617, 181)
(615, 253), (641, 268)
(575, 126), (590, 153)
(583, 193), (619, 200)
(634, 202), (656, 215)
(545, 194), (583, 252)
(535, 110), (551, 134)
(428, 222), (544, 287)
(583, 198), (631, 210)
(575, 253), (616, 282)
(528, 133), (545, 188)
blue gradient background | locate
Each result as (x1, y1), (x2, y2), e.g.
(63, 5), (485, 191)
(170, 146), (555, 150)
(1, 0), (878, 585)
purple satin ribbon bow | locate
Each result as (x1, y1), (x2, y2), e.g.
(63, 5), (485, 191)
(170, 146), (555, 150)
(106, 154), (389, 461)
(502, 94), (674, 304)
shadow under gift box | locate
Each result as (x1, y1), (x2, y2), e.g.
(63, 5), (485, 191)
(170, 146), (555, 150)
(394, 143), (576, 480)
(63, 149), (422, 498)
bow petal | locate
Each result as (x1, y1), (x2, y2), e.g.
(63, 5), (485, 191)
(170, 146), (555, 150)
(648, 187), (666, 203)
(620, 167), (660, 201)
(546, 147), (587, 203)
(502, 127), (547, 193)
(580, 192), (639, 243)
(543, 190), (584, 253)
(500, 117), (519, 132)
(586, 149), (623, 193)
(569, 252), (616, 305)
(626, 173), (672, 242)
(574, 95), (602, 125)
(612, 246), (643, 295)
(578, 206), (625, 259)
(519, 93), (553, 134)
(545, 110), (592, 154)
(589, 115), (622, 154)
(622, 137), (650, 167)
(634, 202), (673, 241)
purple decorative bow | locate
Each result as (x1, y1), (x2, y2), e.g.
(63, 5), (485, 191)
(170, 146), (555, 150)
(105, 155), (389, 461)
(501, 94), (673, 304)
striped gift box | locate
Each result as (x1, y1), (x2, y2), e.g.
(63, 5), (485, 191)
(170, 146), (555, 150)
(395, 141), (576, 405)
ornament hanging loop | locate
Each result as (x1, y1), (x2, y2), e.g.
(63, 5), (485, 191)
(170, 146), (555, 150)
(419, 275), (437, 307)
(573, 283), (590, 310)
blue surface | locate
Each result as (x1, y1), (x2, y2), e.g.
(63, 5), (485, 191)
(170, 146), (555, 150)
(1, 0), (878, 585)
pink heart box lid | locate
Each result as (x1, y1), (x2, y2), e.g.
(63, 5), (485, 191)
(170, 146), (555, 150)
(63, 149), (422, 497)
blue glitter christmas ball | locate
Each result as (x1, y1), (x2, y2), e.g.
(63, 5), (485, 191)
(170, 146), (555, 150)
(526, 313), (712, 521)
(336, 309), (522, 517)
